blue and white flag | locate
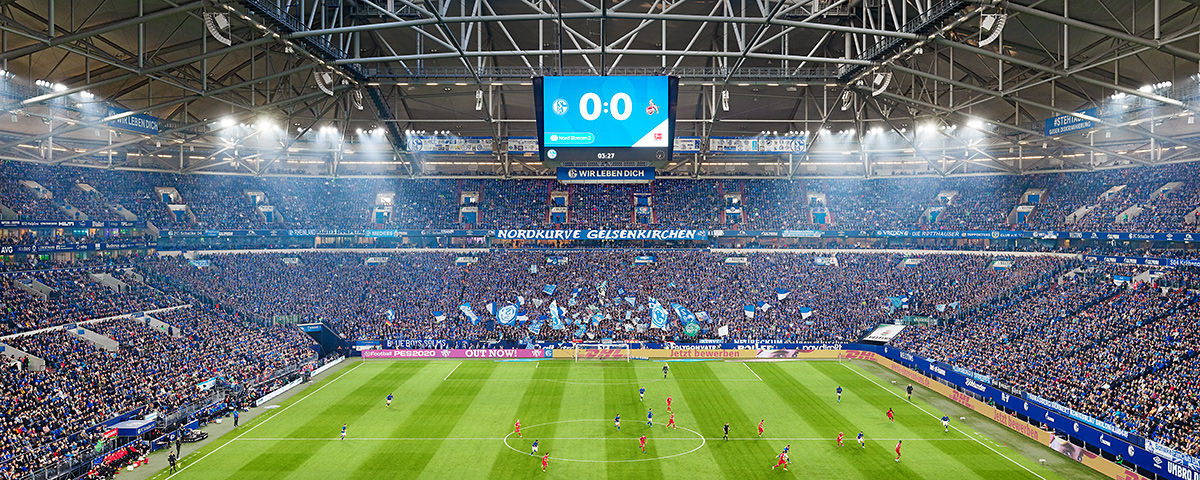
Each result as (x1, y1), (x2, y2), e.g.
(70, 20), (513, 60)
(571, 287), (581, 298)
(671, 303), (698, 325)
(743, 304), (756, 319)
(596, 280), (608, 297)
(516, 310), (529, 324)
(516, 295), (526, 306)
(949, 301), (960, 309)
(756, 301), (772, 313)
(648, 297), (669, 329)
(696, 311), (712, 323)
(432, 311), (446, 323)
(936, 304), (947, 313)
(543, 284), (558, 295)
(799, 307), (813, 319)
(624, 296), (637, 307)
(568, 297), (579, 307)
(529, 264), (538, 274)
(549, 300), (565, 329)
(776, 288), (791, 301)
(385, 309), (395, 322)
(528, 319), (543, 336)
(498, 304), (519, 326)
(575, 323), (587, 338)
(486, 302), (497, 316)
(459, 303), (479, 325)
(532, 298), (545, 307)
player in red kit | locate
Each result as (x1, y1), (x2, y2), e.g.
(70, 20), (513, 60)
(541, 453), (549, 472)
(772, 450), (789, 470)
(886, 408), (894, 424)
(515, 419), (522, 438)
(639, 435), (647, 453)
(837, 431), (845, 447)
(757, 420), (764, 437)
(666, 395), (672, 412)
(667, 412), (677, 429)
(895, 440), (903, 462)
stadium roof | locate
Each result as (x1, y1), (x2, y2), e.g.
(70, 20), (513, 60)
(1, 0), (1199, 178)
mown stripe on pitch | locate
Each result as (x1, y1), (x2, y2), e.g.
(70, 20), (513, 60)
(603, 362), (664, 480)
(485, 360), (571, 477)
(222, 361), (423, 479)
(352, 362), (499, 477)
(417, 361), (538, 477)
(755, 362), (920, 479)
(813, 362), (1048, 480)
(668, 362), (777, 479)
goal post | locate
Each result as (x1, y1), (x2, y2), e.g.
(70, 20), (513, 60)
(573, 343), (631, 362)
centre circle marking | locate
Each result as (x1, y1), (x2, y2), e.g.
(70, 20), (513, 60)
(503, 419), (706, 463)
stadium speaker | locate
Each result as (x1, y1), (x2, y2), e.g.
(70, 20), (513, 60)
(978, 14), (1007, 47)
(204, 12), (233, 46)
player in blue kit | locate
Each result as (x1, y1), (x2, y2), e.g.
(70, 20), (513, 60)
(857, 431), (865, 448)
(942, 415), (950, 432)
(386, 393), (393, 407)
(836, 386), (842, 403)
(341, 423), (347, 440)
(646, 409), (653, 427)
(639, 387), (645, 401)
(531, 439), (539, 456)
(615, 414), (621, 431)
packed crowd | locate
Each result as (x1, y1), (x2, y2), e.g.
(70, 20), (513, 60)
(894, 266), (1200, 455)
(0, 268), (182, 336)
(0, 303), (317, 479)
(140, 251), (1066, 344)
(3, 161), (1200, 233)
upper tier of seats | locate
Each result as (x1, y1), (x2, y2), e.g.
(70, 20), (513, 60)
(3, 161), (1200, 231)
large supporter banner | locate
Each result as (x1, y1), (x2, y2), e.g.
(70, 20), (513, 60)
(362, 349), (551, 359)
(106, 106), (160, 135)
(556, 167), (655, 183)
(493, 229), (707, 241)
(405, 136), (494, 154)
(1044, 108), (1097, 136)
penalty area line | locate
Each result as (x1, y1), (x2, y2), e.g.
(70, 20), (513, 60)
(838, 362), (1049, 480)
(161, 361), (364, 480)
(444, 361), (462, 380)
(743, 362), (764, 381)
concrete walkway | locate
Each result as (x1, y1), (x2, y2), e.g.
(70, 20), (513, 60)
(115, 359), (356, 480)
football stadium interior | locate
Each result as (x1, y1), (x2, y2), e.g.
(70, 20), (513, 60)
(3, 0), (1200, 479)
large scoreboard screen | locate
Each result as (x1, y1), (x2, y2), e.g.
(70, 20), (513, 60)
(534, 76), (678, 164)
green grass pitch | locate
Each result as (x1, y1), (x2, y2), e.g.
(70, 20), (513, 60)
(156, 359), (1095, 479)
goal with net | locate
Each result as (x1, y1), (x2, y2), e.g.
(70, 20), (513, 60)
(573, 343), (631, 362)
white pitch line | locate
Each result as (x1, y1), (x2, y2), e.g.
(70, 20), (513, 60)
(839, 363), (1049, 480)
(162, 361), (364, 480)
(444, 361), (462, 380)
(234, 437), (976, 442)
(744, 362), (764, 381)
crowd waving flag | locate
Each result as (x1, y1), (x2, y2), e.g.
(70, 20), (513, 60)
(799, 307), (813, 319)
(776, 288), (791, 301)
(432, 311), (446, 322)
(459, 303), (479, 325)
(543, 284), (558, 295)
(648, 297), (669, 329)
(743, 304), (755, 319)
(498, 304), (519, 325)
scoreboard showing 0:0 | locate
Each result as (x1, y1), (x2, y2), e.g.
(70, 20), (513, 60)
(579, 92), (633, 121)
(541, 76), (670, 149)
